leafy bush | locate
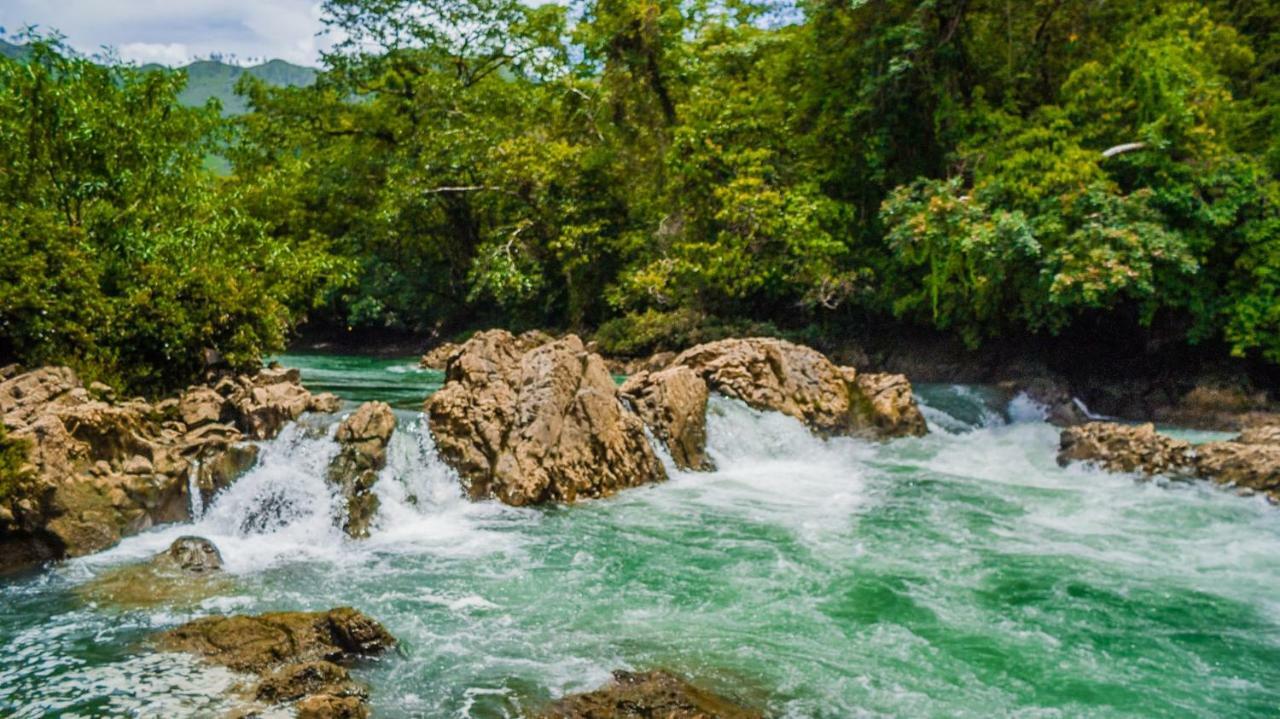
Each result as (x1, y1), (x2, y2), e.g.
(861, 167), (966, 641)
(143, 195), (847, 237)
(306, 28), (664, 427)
(0, 38), (347, 394)
(0, 425), (32, 504)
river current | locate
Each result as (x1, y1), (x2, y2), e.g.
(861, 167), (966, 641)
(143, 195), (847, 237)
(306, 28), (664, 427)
(1, 354), (1278, 718)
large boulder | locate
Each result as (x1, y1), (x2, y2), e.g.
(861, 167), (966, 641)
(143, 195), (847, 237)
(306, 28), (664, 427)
(427, 331), (666, 505)
(538, 670), (763, 719)
(1057, 422), (1194, 476)
(0, 365), (337, 571)
(669, 337), (927, 439)
(327, 402), (396, 538)
(620, 366), (713, 471)
(156, 607), (394, 718)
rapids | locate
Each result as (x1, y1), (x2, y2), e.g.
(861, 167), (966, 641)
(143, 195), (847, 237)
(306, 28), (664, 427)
(1, 354), (1278, 718)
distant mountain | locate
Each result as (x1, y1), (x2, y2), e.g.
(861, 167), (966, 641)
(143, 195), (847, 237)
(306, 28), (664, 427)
(0, 38), (29, 60)
(168, 59), (318, 116)
(1, 40), (315, 115)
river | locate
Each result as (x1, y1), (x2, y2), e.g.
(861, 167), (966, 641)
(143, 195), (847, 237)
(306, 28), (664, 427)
(1, 354), (1278, 717)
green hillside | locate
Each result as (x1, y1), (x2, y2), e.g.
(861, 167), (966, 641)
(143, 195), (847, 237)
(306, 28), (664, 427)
(0, 38), (28, 60)
(171, 59), (317, 115)
(2, 40), (313, 115)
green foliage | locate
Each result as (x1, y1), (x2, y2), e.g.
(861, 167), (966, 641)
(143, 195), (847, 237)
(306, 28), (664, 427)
(0, 425), (32, 504)
(0, 37), (346, 394)
(11, 0), (1280, 375)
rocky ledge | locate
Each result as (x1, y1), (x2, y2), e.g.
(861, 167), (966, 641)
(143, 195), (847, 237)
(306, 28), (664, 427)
(538, 670), (763, 719)
(155, 607), (395, 718)
(426, 332), (927, 505)
(1058, 421), (1280, 502)
(0, 365), (339, 571)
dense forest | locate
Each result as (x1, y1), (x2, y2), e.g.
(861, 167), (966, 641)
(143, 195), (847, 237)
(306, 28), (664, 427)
(2, 0), (1279, 394)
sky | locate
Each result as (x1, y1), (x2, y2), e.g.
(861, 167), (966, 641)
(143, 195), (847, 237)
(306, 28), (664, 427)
(0, 0), (334, 67)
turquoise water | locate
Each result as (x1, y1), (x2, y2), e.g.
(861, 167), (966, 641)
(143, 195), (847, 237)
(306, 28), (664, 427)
(2, 357), (1279, 717)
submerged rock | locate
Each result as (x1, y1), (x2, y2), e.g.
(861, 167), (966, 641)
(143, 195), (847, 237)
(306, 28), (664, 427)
(620, 366), (713, 471)
(327, 402), (396, 538)
(161, 535), (224, 573)
(669, 337), (927, 439)
(156, 607), (394, 718)
(1058, 421), (1280, 503)
(0, 365), (337, 572)
(538, 670), (763, 719)
(78, 536), (230, 608)
(427, 330), (666, 505)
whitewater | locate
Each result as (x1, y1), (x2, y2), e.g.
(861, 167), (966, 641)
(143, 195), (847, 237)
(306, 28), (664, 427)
(1, 355), (1278, 718)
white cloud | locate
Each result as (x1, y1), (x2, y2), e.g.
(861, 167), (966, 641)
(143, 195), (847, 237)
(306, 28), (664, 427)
(117, 41), (191, 66)
(0, 0), (333, 67)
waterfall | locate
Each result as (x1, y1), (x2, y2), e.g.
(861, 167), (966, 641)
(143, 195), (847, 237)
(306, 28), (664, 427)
(186, 460), (204, 520)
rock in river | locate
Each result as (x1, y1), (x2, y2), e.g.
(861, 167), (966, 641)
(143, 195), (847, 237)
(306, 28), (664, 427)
(1058, 421), (1280, 502)
(427, 330), (666, 505)
(0, 365), (338, 572)
(327, 401), (396, 538)
(1058, 422), (1195, 476)
(669, 337), (927, 439)
(620, 365), (713, 471)
(538, 670), (763, 719)
(156, 607), (395, 718)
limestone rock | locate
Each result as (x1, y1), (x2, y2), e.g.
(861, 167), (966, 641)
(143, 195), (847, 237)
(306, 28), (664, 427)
(538, 670), (762, 719)
(156, 607), (395, 673)
(605, 351), (677, 377)
(327, 402), (396, 537)
(294, 692), (370, 719)
(998, 376), (1090, 427)
(160, 536), (224, 573)
(0, 363), (330, 571)
(419, 342), (461, 371)
(670, 337), (927, 439)
(1057, 422), (1194, 476)
(255, 660), (363, 704)
(427, 331), (666, 505)
(228, 369), (317, 439)
(421, 330), (555, 371)
(178, 387), (226, 427)
(157, 607), (392, 718)
(310, 392), (343, 414)
(0, 366), (79, 426)
(515, 329), (556, 352)
(1194, 429), (1280, 497)
(852, 372), (930, 438)
(620, 366), (712, 471)
(77, 537), (234, 609)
